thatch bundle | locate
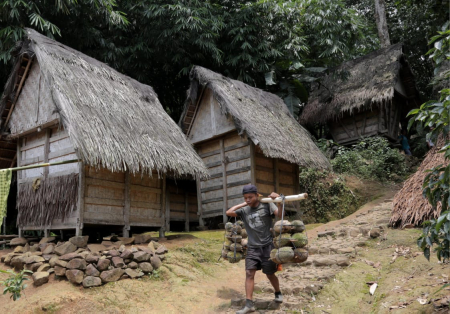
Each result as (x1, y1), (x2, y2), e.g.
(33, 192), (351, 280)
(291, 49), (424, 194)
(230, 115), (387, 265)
(180, 66), (331, 169)
(1, 29), (207, 178)
(300, 43), (419, 126)
(390, 137), (449, 228)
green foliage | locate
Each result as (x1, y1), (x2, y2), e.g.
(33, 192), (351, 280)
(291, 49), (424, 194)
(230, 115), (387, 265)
(297, 169), (360, 223)
(0, 269), (32, 301)
(408, 24), (450, 263)
(331, 137), (408, 181)
(418, 211), (450, 262)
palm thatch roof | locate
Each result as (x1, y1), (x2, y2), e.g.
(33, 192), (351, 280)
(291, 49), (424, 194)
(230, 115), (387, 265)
(300, 43), (420, 126)
(390, 136), (449, 228)
(0, 29), (208, 178)
(180, 66), (331, 169)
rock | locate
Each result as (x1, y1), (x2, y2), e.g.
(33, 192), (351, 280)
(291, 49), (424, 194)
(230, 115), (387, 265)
(36, 263), (51, 272)
(97, 259), (111, 271)
(87, 244), (107, 253)
(32, 272), (49, 287)
(313, 257), (335, 267)
(231, 298), (245, 307)
(69, 236), (89, 248)
(117, 237), (135, 245)
(376, 218), (390, 225)
(158, 254), (165, 261)
(83, 276), (102, 288)
(42, 244), (55, 255)
(101, 241), (114, 248)
(318, 231), (335, 238)
(118, 245), (126, 253)
(147, 242), (156, 252)
(66, 269), (84, 284)
(4, 253), (14, 265)
(139, 262), (153, 273)
(128, 262), (138, 269)
(13, 246), (24, 253)
(336, 256), (350, 267)
(59, 252), (83, 261)
(30, 244), (40, 252)
(23, 243), (30, 253)
(304, 285), (320, 294)
(120, 249), (133, 260)
(25, 262), (43, 272)
(134, 234), (152, 244)
(150, 255), (162, 270)
(337, 247), (355, 254)
(130, 246), (139, 253)
(108, 250), (120, 257)
(67, 258), (87, 270)
(31, 251), (43, 256)
(54, 265), (66, 276)
(153, 241), (162, 249)
(369, 229), (381, 238)
(85, 264), (100, 277)
(112, 257), (125, 268)
(267, 301), (281, 310)
(49, 256), (60, 267)
(54, 242), (77, 256)
(55, 259), (68, 268)
(113, 241), (124, 248)
(133, 251), (150, 262)
(25, 255), (45, 264)
(100, 268), (124, 283)
(86, 254), (99, 263)
(125, 268), (144, 279)
(359, 226), (371, 236)
(39, 237), (56, 245)
(140, 248), (155, 256)
(10, 237), (28, 246)
(348, 228), (360, 237)
(155, 245), (168, 255)
(254, 299), (271, 309)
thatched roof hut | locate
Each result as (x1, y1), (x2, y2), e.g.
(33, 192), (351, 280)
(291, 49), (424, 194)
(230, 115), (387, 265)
(0, 29), (207, 178)
(300, 44), (421, 145)
(0, 29), (207, 237)
(390, 136), (449, 228)
(180, 66), (329, 225)
(181, 66), (330, 169)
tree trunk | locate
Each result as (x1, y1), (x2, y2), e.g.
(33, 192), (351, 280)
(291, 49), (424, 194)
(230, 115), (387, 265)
(374, 0), (391, 48)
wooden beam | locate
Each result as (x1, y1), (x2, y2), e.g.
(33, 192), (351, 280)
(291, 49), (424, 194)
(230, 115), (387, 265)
(361, 112), (367, 135)
(338, 120), (352, 138)
(123, 170), (130, 237)
(185, 192), (190, 232)
(43, 128), (50, 178)
(186, 87), (205, 136)
(196, 177), (204, 226)
(220, 138), (228, 224)
(76, 162), (85, 236)
(250, 142), (256, 185)
(4, 58), (33, 128)
(165, 186), (170, 231)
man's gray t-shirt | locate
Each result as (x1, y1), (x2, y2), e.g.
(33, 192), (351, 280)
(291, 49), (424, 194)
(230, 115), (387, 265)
(236, 202), (278, 248)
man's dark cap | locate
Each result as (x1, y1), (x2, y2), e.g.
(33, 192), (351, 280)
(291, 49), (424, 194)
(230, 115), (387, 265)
(243, 184), (258, 195)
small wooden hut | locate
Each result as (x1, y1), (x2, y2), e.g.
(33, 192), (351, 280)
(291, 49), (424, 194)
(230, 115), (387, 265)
(0, 29), (207, 238)
(300, 43), (421, 145)
(390, 136), (449, 228)
(180, 66), (330, 226)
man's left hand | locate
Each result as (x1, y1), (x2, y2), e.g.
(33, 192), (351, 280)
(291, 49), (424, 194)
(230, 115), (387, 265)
(269, 192), (280, 200)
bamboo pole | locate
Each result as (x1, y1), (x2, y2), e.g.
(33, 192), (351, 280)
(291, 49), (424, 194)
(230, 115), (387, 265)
(9, 159), (80, 172)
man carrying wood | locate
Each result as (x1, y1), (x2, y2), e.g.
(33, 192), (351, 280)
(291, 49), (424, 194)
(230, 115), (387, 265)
(226, 184), (283, 314)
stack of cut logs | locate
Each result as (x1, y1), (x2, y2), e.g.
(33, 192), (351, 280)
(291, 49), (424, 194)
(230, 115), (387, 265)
(270, 220), (309, 264)
(222, 221), (248, 263)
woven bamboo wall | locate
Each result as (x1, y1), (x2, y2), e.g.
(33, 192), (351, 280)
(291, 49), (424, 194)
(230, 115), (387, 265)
(8, 61), (59, 135)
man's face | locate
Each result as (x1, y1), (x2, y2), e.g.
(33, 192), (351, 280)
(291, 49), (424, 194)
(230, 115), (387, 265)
(243, 193), (259, 207)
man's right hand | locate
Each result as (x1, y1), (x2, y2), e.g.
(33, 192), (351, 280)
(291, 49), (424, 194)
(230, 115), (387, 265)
(226, 202), (247, 217)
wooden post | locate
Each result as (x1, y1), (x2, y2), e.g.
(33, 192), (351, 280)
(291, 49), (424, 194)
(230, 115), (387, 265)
(44, 228), (49, 238)
(165, 188), (170, 232)
(76, 162), (85, 236)
(123, 171), (130, 237)
(250, 142), (256, 185)
(43, 128), (50, 178)
(160, 174), (167, 238)
(196, 177), (204, 226)
(220, 138), (228, 225)
(185, 192), (190, 232)
(17, 139), (22, 235)
(273, 159), (279, 193)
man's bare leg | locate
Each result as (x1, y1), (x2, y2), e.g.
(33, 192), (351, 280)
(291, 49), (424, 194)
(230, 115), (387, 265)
(245, 270), (257, 300)
(266, 273), (280, 292)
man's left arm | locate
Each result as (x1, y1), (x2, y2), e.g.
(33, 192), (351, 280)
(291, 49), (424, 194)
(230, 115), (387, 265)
(268, 192), (283, 218)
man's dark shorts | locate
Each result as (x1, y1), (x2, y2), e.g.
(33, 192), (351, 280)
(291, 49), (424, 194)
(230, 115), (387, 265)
(245, 243), (277, 274)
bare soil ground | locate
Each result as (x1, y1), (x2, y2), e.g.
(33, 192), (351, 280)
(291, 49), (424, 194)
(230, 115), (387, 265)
(0, 183), (449, 314)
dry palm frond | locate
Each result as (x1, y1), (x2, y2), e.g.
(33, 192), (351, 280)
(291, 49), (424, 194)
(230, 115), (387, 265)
(390, 137), (449, 228)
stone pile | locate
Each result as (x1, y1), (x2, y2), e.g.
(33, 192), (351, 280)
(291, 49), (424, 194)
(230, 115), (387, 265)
(0, 235), (168, 289)
(271, 220), (308, 264)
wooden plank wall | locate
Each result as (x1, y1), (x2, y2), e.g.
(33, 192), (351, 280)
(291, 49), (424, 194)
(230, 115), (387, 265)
(167, 183), (197, 231)
(254, 146), (298, 198)
(84, 168), (163, 228)
(196, 132), (252, 222)
(18, 126), (79, 230)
